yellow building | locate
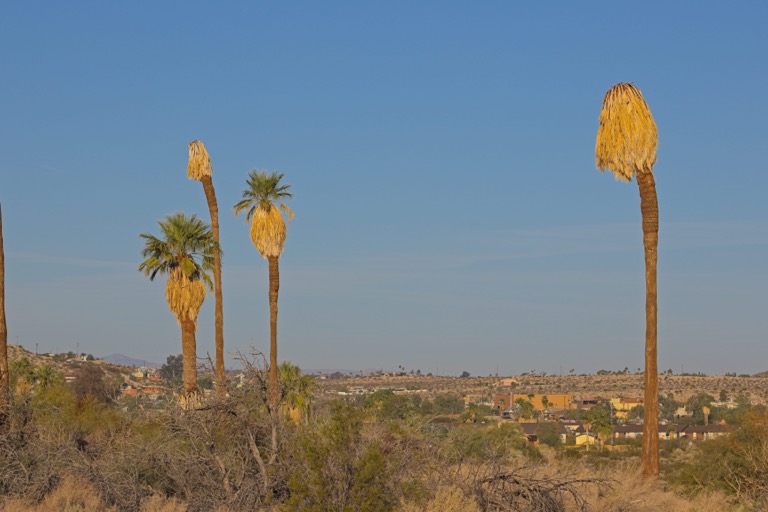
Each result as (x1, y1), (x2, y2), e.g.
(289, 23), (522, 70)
(609, 397), (642, 419)
(493, 393), (573, 412)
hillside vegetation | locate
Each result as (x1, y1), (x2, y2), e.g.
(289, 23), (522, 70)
(2, 348), (767, 511)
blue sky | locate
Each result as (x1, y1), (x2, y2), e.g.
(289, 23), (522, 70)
(1, 2), (767, 376)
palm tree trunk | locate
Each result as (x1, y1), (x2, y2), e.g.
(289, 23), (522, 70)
(201, 176), (226, 397)
(180, 318), (199, 394)
(0, 204), (8, 408)
(637, 168), (659, 478)
(268, 255), (280, 410)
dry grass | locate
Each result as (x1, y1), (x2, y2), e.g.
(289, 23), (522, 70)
(1, 484), (237, 512)
(187, 140), (212, 180)
(166, 272), (206, 323)
(588, 464), (736, 512)
(595, 82), (657, 181)
(400, 485), (481, 512)
(249, 204), (289, 259)
(2, 475), (117, 512)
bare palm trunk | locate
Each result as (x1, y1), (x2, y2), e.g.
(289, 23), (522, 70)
(637, 168), (659, 478)
(201, 176), (226, 397)
(180, 318), (199, 394)
(0, 204), (8, 408)
(268, 255), (279, 410)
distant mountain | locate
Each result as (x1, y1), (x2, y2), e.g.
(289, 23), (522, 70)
(101, 353), (162, 369)
(307, 368), (381, 376)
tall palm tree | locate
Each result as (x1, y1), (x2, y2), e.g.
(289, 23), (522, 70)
(595, 82), (659, 478)
(234, 171), (293, 410)
(187, 140), (226, 397)
(139, 213), (216, 396)
(0, 204), (8, 408)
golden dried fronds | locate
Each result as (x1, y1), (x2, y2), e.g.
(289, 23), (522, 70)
(166, 272), (206, 323)
(595, 82), (657, 181)
(187, 140), (212, 181)
(176, 388), (204, 410)
(249, 205), (289, 259)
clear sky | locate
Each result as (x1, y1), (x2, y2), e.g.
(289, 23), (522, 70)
(1, 2), (767, 376)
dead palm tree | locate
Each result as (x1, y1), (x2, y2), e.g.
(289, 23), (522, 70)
(187, 140), (226, 397)
(234, 171), (293, 410)
(139, 213), (216, 396)
(0, 204), (8, 408)
(595, 82), (659, 478)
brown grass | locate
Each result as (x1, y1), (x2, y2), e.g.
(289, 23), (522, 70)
(1, 481), (237, 512)
(400, 485), (481, 512)
(187, 140), (212, 180)
(2, 475), (117, 512)
(589, 464), (735, 512)
(595, 82), (658, 181)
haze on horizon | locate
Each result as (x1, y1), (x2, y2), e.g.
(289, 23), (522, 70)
(1, 3), (766, 377)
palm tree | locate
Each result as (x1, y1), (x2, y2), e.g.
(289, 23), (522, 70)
(35, 364), (59, 390)
(0, 204), (7, 408)
(139, 213), (216, 396)
(187, 140), (226, 397)
(234, 171), (293, 410)
(595, 82), (659, 478)
(278, 361), (314, 423)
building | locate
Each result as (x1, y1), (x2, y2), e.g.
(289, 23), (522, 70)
(678, 424), (736, 440)
(492, 393), (573, 413)
(610, 397), (642, 420)
(613, 423), (678, 440)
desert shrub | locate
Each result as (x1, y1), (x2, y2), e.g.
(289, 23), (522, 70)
(282, 401), (399, 512)
(432, 394), (465, 414)
(70, 364), (119, 403)
(537, 422), (563, 448)
(674, 410), (768, 509)
(445, 423), (533, 465)
(363, 390), (414, 421)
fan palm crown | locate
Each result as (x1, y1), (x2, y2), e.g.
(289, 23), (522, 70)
(187, 140), (212, 180)
(596, 82), (658, 181)
(233, 171), (293, 258)
(139, 213), (216, 321)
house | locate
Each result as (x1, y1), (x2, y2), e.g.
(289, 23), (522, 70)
(610, 397), (642, 419)
(678, 424), (736, 440)
(560, 419), (584, 434)
(492, 393), (573, 413)
(120, 384), (139, 396)
(141, 385), (162, 395)
(574, 432), (597, 446)
(572, 398), (598, 410)
(570, 423), (602, 445)
(612, 423), (679, 440)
